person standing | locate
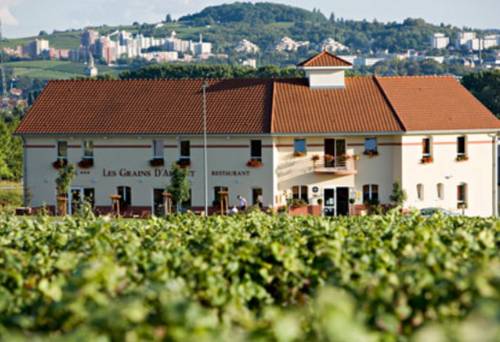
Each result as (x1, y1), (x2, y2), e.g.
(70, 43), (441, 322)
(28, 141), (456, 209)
(237, 195), (248, 211)
(257, 194), (264, 210)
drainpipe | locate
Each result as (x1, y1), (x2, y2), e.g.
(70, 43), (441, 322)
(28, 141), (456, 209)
(490, 134), (498, 217)
(22, 137), (28, 207)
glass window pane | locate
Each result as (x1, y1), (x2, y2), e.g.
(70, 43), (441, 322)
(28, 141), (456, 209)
(180, 141), (190, 157)
(294, 139), (306, 153)
(58, 141), (68, 158)
(422, 138), (431, 156)
(292, 186), (299, 200)
(83, 141), (93, 158)
(251, 140), (262, 158)
(457, 136), (466, 155)
(365, 138), (377, 152)
(153, 140), (164, 158)
(301, 186), (308, 202)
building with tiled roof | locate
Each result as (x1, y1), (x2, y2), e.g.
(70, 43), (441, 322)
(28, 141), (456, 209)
(16, 52), (500, 217)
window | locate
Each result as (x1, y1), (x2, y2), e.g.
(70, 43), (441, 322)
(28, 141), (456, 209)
(437, 183), (444, 200)
(153, 140), (164, 159)
(422, 138), (431, 157)
(117, 186), (132, 209)
(57, 141), (68, 160)
(457, 136), (466, 156)
(364, 137), (378, 153)
(250, 140), (262, 161)
(363, 184), (379, 203)
(294, 139), (307, 155)
(214, 186), (229, 205)
(292, 185), (308, 203)
(83, 141), (94, 159)
(252, 188), (263, 206)
(457, 183), (467, 208)
(180, 140), (190, 159)
(417, 184), (424, 201)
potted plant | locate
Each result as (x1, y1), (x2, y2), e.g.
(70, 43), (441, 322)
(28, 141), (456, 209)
(150, 158), (165, 167)
(52, 159), (68, 170)
(363, 150), (379, 158)
(246, 159), (263, 168)
(311, 154), (321, 166)
(55, 164), (76, 216)
(177, 159), (191, 168)
(456, 155), (469, 162)
(421, 156), (433, 164)
(78, 158), (94, 169)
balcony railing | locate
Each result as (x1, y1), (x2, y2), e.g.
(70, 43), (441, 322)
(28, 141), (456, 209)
(313, 155), (357, 176)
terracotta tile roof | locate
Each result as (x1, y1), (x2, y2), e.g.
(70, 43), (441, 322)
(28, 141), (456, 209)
(297, 50), (352, 67)
(16, 73), (500, 136)
(376, 76), (500, 131)
(271, 77), (404, 133)
(15, 79), (273, 135)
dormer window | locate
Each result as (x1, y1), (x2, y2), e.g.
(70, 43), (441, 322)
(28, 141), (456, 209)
(298, 50), (353, 89)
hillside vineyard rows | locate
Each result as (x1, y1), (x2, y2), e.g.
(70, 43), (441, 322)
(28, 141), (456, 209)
(0, 212), (498, 341)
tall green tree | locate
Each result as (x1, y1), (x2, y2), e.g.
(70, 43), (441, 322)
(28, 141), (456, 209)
(462, 70), (500, 117)
(167, 163), (191, 212)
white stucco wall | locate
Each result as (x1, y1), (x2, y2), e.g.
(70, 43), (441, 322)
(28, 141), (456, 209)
(23, 132), (497, 217)
(23, 135), (274, 211)
(400, 133), (496, 217)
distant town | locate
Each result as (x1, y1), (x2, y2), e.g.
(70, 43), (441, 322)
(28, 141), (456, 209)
(3, 29), (500, 73)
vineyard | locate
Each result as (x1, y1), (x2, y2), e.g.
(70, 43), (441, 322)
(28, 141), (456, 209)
(0, 211), (498, 341)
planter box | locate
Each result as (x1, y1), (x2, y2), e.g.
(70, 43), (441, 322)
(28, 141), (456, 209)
(288, 205), (321, 216)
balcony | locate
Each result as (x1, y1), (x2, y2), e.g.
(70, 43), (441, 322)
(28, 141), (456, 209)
(313, 155), (357, 176)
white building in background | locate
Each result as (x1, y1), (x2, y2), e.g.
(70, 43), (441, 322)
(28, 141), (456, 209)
(482, 35), (500, 49)
(431, 33), (450, 49)
(16, 51), (500, 218)
(321, 38), (348, 52)
(235, 39), (260, 54)
(23, 39), (50, 58)
(241, 58), (257, 68)
(275, 37), (310, 52)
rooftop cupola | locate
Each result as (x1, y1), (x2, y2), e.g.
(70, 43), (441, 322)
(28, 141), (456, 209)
(298, 50), (352, 89)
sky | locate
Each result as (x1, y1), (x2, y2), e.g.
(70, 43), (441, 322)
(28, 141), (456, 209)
(1, 0), (499, 38)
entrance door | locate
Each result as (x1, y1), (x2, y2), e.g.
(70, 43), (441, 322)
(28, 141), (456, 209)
(323, 188), (335, 217)
(69, 188), (82, 215)
(336, 187), (350, 216)
(153, 189), (164, 216)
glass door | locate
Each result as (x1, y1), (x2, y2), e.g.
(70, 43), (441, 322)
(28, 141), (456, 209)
(69, 188), (83, 215)
(335, 140), (346, 168)
(323, 188), (335, 217)
(153, 189), (165, 216)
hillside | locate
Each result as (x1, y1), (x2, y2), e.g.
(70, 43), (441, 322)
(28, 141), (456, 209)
(2, 2), (496, 56)
(179, 2), (327, 25)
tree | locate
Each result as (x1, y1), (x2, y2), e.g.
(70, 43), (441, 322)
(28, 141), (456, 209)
(38, 30), (49, 37)
(390, 182), (407, 207)
(55, 164), (76, 196)
(462, 70), (500, 117)
(165, 14), (173, 23)
(167, 163), (191, 212)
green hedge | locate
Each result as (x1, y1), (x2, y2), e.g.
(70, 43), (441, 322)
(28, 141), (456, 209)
(0, 212), (498, 340)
